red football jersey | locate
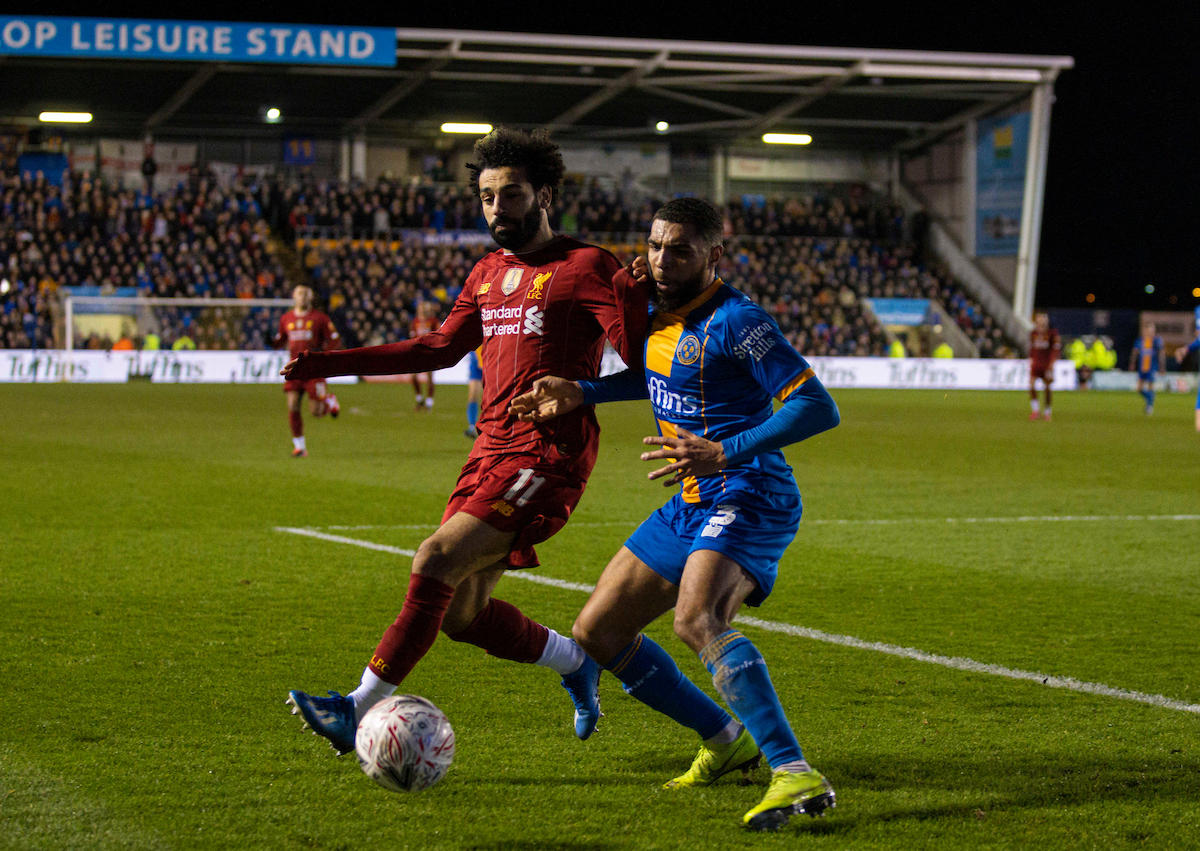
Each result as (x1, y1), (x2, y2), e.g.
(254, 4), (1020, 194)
(277, 310), (340, 359)
(309, 236), (648, 478)
(1029, 327), (1061, 364)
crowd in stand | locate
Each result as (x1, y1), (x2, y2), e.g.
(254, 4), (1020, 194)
(0, 165), (1015, 358)
(0, 166), (289, 349)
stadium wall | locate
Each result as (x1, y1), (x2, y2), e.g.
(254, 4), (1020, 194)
(2, 350), (1073, 390)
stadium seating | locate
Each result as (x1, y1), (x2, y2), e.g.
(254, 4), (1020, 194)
(0, 168), (1016, 357)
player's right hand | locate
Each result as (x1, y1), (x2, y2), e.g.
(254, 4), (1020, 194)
(509, 376), (584, 423)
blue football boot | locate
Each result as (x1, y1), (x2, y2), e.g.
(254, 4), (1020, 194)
(560, 655), (603, 740)
(286, 689), (356, 755)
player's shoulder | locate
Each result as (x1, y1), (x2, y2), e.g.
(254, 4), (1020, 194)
(713, 283), (771, 326)
(550, 236), (623, 271)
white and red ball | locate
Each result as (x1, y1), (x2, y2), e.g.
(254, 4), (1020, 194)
(355, 695), (455, 793)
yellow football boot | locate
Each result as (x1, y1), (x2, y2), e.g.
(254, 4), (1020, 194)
(663, 727), (760, 788)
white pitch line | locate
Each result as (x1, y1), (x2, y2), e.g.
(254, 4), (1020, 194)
(273, 526), (1200, 716)
(275, 526), (417, 557)
(312, 515), (1200, 534)
(805, 514), (1200, 526)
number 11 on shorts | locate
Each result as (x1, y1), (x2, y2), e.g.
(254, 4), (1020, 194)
(504, 468), (546, 507)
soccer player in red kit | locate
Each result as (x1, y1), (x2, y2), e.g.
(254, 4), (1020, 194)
(284, 128), (650, 754)
(1028, 311), (1060, 421)
(275, 284), (342, 456)
(409, 300), (438, 411)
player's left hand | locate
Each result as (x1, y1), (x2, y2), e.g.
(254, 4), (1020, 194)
(281, 350), (323, 381)
(641, 427), (728, 486)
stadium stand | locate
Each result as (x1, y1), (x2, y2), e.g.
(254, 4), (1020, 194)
(0, 167), (1017, 358)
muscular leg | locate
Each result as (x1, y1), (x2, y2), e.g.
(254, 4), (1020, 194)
(367, 512), (514, 687)
(1028, 379), (1040, 416)
(573, 547), (735, 741)
(676, 549), (807, 772)
(443, 565), (565, 666)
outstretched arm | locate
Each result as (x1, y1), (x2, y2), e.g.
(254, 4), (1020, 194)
(509, 368), (648, 422)
(283, 295), (481, 380)
(639, 376), (839, 485)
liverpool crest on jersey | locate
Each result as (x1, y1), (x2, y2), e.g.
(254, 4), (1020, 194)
(501, 268), (523, 296)
(527, 272), (551, 301)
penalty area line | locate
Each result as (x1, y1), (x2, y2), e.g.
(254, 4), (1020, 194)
(273, 526), (1200, 716)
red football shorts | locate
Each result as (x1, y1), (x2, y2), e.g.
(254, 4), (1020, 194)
(443, 451), (586, 569)
(1030, 360), (1053, 382)
(284, 378), (327, 398)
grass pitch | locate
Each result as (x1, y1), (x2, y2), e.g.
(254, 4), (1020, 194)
(2, 382), (1198, 850)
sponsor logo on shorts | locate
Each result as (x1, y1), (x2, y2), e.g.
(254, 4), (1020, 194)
(490, 500), (515, 516)
(676, 334), (701, 365)
(700, 505), (738, 538)
(523, 305), (544, 336)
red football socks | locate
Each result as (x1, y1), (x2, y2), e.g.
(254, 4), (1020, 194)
(288, 410), (303, 437)
(368, 573), (456, 685)
(447, 598), (550, 663)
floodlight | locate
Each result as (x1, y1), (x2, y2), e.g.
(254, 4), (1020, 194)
(655, 121), (669, 132)
(265, 108), (282, 123)
(39, 112), (92, 124)
(763, 133), (812, 145)
(441, 123), (492, 134)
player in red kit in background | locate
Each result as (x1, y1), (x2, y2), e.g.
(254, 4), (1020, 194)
(283, 128), (650, 754)
(1028, 311), (1060, 421)
(409, 300), (438, 411)
(275, 284), (342, 457)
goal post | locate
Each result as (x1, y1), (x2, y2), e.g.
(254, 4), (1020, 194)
(64, 296), (293, 353)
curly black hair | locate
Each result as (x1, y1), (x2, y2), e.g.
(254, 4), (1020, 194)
(466, 128), (566, 203)
(652, 197), (724, 247)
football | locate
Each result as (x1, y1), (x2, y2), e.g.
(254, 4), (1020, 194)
(355, 695), (455, 793)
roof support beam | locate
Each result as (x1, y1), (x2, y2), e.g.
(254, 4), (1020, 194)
(894, 91), (1024, 152)
(749, 61), (865, 136)
(637, 84), (761, 119)
(547, 50), (668, 131)
(346, 42), (459, 132)
(143, 63), (220, 134)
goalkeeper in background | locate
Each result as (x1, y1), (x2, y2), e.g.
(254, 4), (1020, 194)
(273, 284), (342, 457)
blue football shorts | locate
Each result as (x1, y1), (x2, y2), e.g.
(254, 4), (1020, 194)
(625, 488), (803, 607)
(467, 350), (483, 381)
(1138, 370), (1156, 382)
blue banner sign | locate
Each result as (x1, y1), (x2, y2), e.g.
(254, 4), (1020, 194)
(975, 111), (1030, 256)
(0, 16), (396, 66)
(863, 298), (932, 326)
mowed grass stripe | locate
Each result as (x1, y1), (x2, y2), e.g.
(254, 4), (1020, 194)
(274, 526), (1200, 717)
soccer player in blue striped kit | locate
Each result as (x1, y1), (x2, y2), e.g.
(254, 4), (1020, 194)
(511, 198), (840, 831)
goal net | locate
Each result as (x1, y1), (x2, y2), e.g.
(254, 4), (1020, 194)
(33, 295), (311, 383)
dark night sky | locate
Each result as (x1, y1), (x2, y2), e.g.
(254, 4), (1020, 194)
(35, 2), (1199, 311)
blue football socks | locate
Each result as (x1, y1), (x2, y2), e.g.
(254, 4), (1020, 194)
(700, 630), (804, 769)
(467, 401), (479, 427)
(606, 634), (731, 740)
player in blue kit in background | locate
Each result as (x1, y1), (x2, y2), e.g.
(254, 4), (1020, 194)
(1130, 321), (1165, 415)
(1175, 318), (1200, 433)
(465, 347), (483, 438)
(511, 198), (840, 832)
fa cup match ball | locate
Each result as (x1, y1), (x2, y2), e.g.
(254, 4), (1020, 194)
(355, 695), (455, 793)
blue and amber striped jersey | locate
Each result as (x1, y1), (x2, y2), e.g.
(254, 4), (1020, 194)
(636, 279), (813, 503)
(1133, 335), (1164, 375)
